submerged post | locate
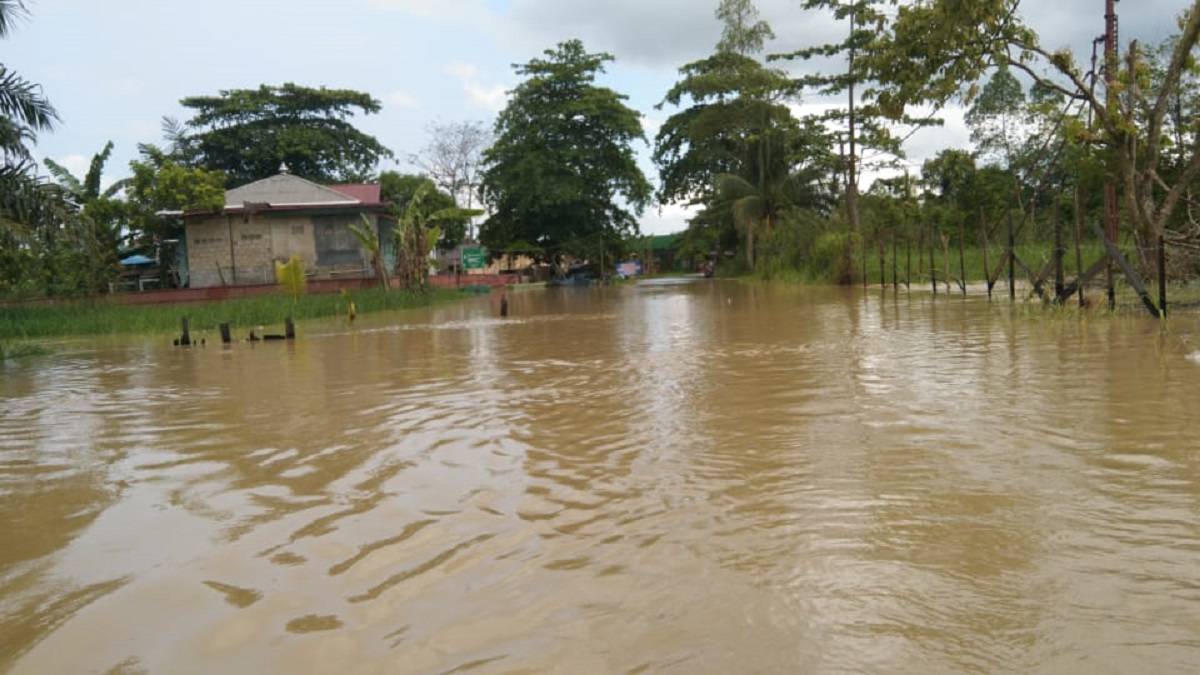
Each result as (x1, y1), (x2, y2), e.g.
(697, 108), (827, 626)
(982, 219), (993, 301)
(892, 233), (898, 291)
(285, 317), (296, 340)
(905, 235), (911, 290)
(958, 220), (967, 296)
(929, 225), (937, 296)
(219, 323), (232, 344)
(1054, 202), (1065, 300)
(1158, 234), (1167, 317)
(1074, 188), (1087, 306)
(500, 289), (509, 317)
(180, 317), (191, 347)
(1007, 209), (1016, 301)
(879, 239), (886, 290)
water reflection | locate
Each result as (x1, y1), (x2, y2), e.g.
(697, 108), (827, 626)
(2, 281), (1200, 673)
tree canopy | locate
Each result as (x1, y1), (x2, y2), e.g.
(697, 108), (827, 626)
(480, 40), (651, 260)
(169, 83), (394, 186)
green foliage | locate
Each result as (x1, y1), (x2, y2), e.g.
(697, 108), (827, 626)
(127, 147), (225, 241)
(716, 0), (775, 56)
(480, 40), (651, 260)
(170, 83), (393, 186)
(0, 287), (469, 340)
(274, 255), (307, 301)
(0, 340), (49, 361)
(809, 230), (861, 285)
(379, 172), (467, 250)
(964, 65), (1027, 166)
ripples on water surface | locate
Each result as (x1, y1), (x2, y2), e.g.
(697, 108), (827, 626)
(2, 282), (1200, 674)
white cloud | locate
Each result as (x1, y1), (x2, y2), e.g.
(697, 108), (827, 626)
(366, 0), (490, 26)
(443, 62), (510, 111)
(385, 90), (421, 109)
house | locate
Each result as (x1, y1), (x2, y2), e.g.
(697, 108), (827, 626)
(180, 168), (393, 289)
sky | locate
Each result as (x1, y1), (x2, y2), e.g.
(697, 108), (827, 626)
(5, 0), (1191, 234)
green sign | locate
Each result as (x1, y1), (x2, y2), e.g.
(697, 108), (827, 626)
(462, 247), (486, 270)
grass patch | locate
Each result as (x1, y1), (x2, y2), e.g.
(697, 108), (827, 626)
(0, 287), (470, 341)
(0, 341), (51, 361)
(857, 242), (1110, 285)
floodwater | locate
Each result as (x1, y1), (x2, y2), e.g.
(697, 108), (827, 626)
(2, 281), (1200, 674)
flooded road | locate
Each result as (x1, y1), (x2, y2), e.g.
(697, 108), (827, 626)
(2, 281), (1200, 674)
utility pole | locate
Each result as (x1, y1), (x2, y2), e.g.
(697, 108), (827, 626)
(1103, 0), (1120, 310)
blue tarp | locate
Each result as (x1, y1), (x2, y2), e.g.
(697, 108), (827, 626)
(120, 254), (155, 266)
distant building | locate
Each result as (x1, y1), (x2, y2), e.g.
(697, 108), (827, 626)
(180, 169), (393, 289)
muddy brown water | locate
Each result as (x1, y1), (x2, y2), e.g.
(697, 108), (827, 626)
(2, 280), (1200, 674)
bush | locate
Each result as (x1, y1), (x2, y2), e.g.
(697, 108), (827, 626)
(809, 231), (862, 285)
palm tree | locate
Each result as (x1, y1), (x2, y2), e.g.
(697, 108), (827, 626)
(1, 1), (58, 163)
(349, 214), (390, 290)
(393, 182), (482, 290)
(44, 141), (131, 205)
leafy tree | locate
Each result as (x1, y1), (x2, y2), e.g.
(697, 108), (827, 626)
(126, 145), (225, 263)
(0, 1), (56, 163)
(379, 171), (467, 250)
(715, 0), (775, 56)
(409, 120), (491, 238)
(168, 83), (393, 186)
(772, 0), (899, 237)
(391, 181), (481, 290)
(964, 65), (1027, 168)
(480, 40), (651, 261)
(866, 0), (1200, 266)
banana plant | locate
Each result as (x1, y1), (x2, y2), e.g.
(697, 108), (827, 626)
(349, 214), (390, 290)
(393, 182), (482, 290)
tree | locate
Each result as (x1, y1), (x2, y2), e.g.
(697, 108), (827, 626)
(168, 83), (393, 186)
(0, 1), (57, 164)
(964, 65), (1027, 169)
(379, 171), (468, 250)
(773, 0), (897, 238)
(409, 120), (491, 238)
(866, 0), (1200, 265)
(126, 145), (225, 283)
(715, 0), (775, 56)
(655, 1), (829, 269)
(480, 40), (651, 261)
(390, 181), (481, 290)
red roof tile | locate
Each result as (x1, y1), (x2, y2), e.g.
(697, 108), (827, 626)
(329, 184), (382, 204)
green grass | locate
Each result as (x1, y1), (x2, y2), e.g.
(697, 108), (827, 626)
(0, 341), (51, 361)
(0, 287), (470, 341)
(858, 242), (1109, 286)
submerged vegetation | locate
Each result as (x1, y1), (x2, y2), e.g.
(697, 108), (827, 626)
(0, 288), (467, 341)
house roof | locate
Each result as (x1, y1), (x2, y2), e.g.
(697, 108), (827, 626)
(224, 173), (360, 208)
(329, 184), (382, 204)
(174, 172), (388, 218)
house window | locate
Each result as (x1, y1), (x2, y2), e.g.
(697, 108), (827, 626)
(314, 216), (364, 266)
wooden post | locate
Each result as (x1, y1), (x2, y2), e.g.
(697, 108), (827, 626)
(929, 225), (937, 296)
(892, 233), (898, 291)
(862, 239), (868, 289)
(1053, 201), (1065, 300)
(1158, 234), (1167, 317)
(982, 224), (993, 301)
(905, 235), (911, 290)
(285, 317), (295, 340)
(500, 290), (509, 317)
(1073, 188), (1086, 306)
(942, 233), (952, 294)
(1007, 209), (1016, 301)
(219, 323), (231, 344)
(180, 317), (191, 347)
(958, 219), (967, 296)
(878, 238), (886, 290)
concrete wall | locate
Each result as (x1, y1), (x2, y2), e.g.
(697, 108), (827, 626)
(186, 212), (379, 289)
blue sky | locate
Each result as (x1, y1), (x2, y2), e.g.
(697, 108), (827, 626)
(6, 0), (1190, 234)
